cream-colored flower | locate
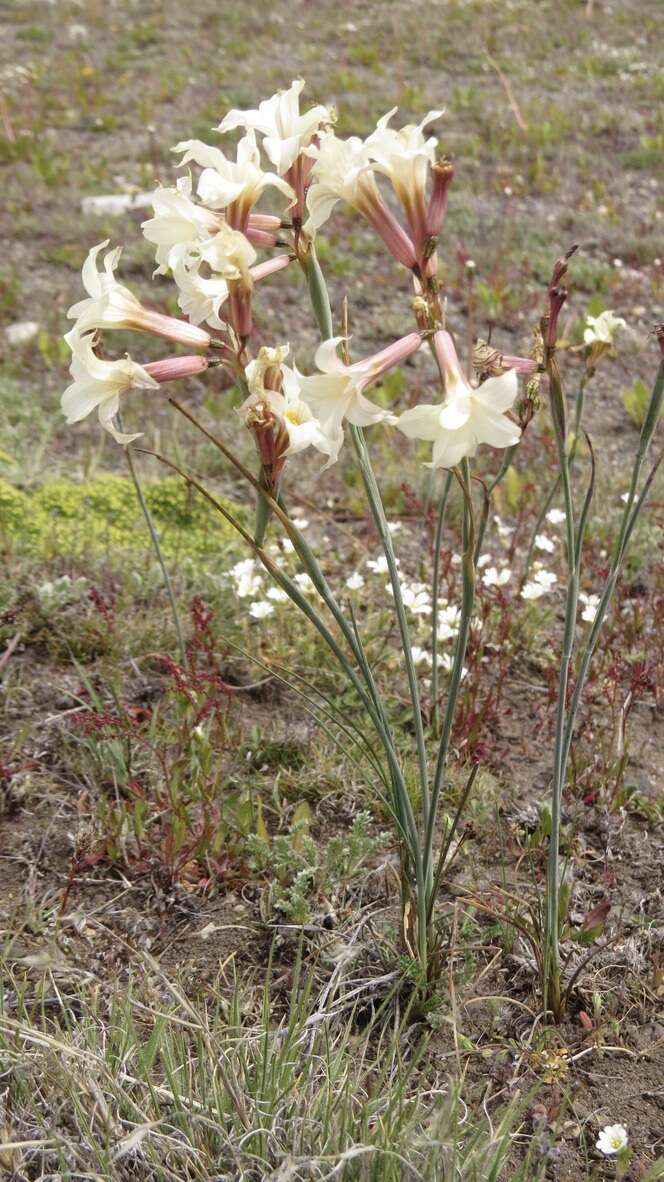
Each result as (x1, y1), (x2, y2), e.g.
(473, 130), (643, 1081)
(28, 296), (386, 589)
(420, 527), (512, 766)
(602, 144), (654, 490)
(365, 107), (442, 236)
(67, 240), (210, 347)
(241, 346), (334, 462)
(305, 131), (378, 231)
(398, 330), (520, 469)
(218, 79), (332, 175)
(173, 131), (294, 227)
(141, 175), (223, 273)
(298, 334), (421, 466)
(61, 331), (158, 444)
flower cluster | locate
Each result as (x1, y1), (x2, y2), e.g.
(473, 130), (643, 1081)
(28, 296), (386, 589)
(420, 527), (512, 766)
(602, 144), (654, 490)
(60, 81), (549, 479)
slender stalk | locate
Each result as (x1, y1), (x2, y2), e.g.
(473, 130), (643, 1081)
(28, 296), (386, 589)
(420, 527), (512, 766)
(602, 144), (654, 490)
(473, 442), (519, 564)
(562, 360), (664, 769)
(304, 242), (431, 968)
(522, 373), (589, 584)
(543, 352), (578, 1019)
(431, 471), (453, 737)
(350, 427), (429, 824)
(123, 434), (187, 668)
(424, 459), (476, 917)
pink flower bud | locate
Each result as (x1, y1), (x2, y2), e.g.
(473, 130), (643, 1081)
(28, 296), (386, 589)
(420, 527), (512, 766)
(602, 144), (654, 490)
(354, 332), (422, 388)
(546, 286), (567, 348)
(144, 355), (209, 383)
(500, 354), (539, 375)
(425, 159), (454, 238)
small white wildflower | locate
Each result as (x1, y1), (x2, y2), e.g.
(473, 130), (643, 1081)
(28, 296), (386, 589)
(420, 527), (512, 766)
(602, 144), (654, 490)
(596, 1124), (628, 1156)
(494, 517), (515, 541)
(367, 555), (399, 575)
(345, 572), (365, 591)
(398, 583), (432, 615)
(439, 652), (468, 678)
(579, 591), (600, 622)
(584, 309), (626, 345)
(266, 586), (289, 603)
(521, 581), (546, 601)
(482, 566), (511, 588)
(249, 601), (274, 619)
(477, 553), (492, 568)
(292, 517), (309, 530)
(546, 508), (566, 525)
(387, 521), (403, 534)
(281, 538), (295, 553)
(437, 604), (461, 639)
(293, 572), (316, 593)
(410, 646), (431, 667)
(535, 533), (555, 553)
(521, 568), (557, 600)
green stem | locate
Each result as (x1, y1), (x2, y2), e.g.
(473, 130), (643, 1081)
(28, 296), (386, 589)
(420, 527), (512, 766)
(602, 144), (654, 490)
(424, 459), (476, 917)
(523, 374), (588, 585)
(431, 471), (453, 737)
(350, 424), (431, 899)
(473, 442), (519, 564)
(543, 354), (578, 1019)
(124, 437), (187, 668)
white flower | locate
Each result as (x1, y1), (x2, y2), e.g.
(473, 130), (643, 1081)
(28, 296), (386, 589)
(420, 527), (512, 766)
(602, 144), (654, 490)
(249, 601), (274, 619)
(241, 345), (336, 463)
(198, 223), (256, 280)
(293, 573), (316, 593)
(298, 335), (420, 466)
(305, 131), (418, 265)
(387, 521), (402, 534)
(67, 240), (210, 347)
(521, 568), (558, 600)
(596, 1124), (628, 1156)
(438, 604), (461, 640)
(141, 175), (223, 273)
(230, 558), (263, 599)
(533, 569), (558, 591)
(580, 591), (600, 622)
(546, 508), (566, 525)
(173, 131), (294, 224)
(398, 582), (432, 615)
(410, 646), (431, 667)
(61, 332), (158, 444)
(397, 331), (520, 468)
(583, 310), (627, 346)
(439, 652), (468, 678)
(365, 106), (441, 219)
(367, 555), (399, 575)
(266, 586), (289, 603)
(305, 131), (377, 231)
(217, 79), (332, 175)
(345, 572), (365, 591)
(292, 517), (309, 530)
(482, 566), (511, 587)
(535, 533), (555, 553)
(170, 249), (230, 328)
